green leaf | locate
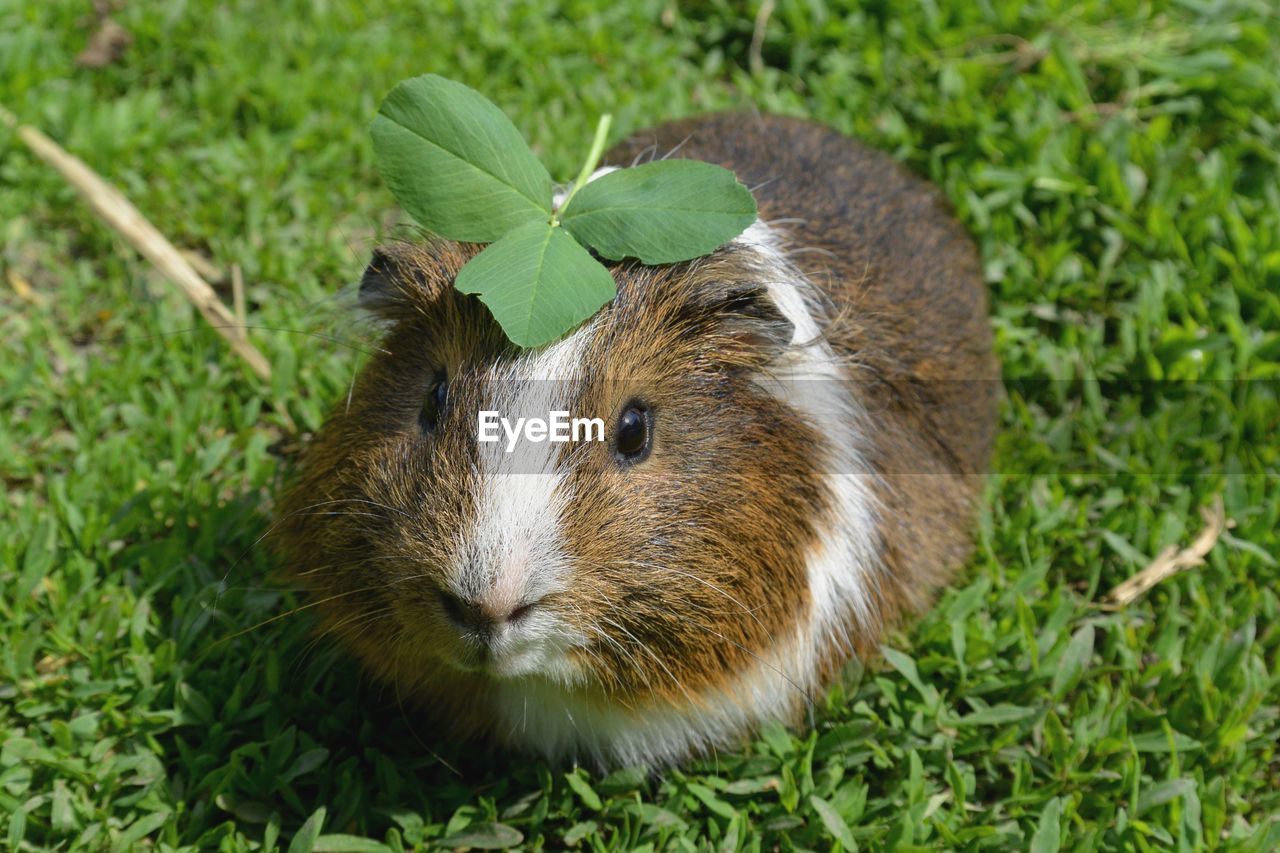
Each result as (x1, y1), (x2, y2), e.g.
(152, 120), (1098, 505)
(112, 811), (171, 852)
(51, 781), (76, 833)
(880, 645), (941, 709)
(436, 822), (523, 849)
(455, 220), (616, 348)
(281, 748), (330, 784)
(810, 795), (857, 850)
(371, 74), (551, 242)
(687, 782), (736, 820)
(265, 814), (282, 852)
(7, 807), (25, 850)
(563, 821), (598, 845)
(1029, 797), (1062, 853)
(597, 765), (647, 794)
(954, 704), (1038, 726)
(758, 720), (795, 758)
(1051, 624), (1095, 700)
(560, 160), (757, 264)
(1130, 730), (1203, 753)
(288, 807), (326, 853)
(565, 769), (603, 811)
(1136, 778), (1196, 816)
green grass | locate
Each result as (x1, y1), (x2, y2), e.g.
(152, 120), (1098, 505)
(2, 0), (1278, 849)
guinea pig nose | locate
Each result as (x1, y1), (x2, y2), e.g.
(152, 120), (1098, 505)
(437, 589), (537, 632)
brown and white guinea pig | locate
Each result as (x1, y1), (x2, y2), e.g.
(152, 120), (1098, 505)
(275, 113), (998, 768)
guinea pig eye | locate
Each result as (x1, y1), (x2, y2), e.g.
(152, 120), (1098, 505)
(420, 374), (447, 432)
(613, 402), (652, 464)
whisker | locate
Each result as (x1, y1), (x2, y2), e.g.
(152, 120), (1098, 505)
(385, 572), (441, 587)
(283, 497), (413, 520)
(298, 604), (395, 665)
(584, 622), (652, 694)
(660, 134), (694, 161)
(218, 497), (411, 591)
(782, 245), (837, 259)
(698, 623), (815, 712)
(629, 143), (659, 166)
(293, 551), (419, 579)
(390, 630), (463, 778)
(345, 359), (360, 415)
(203, 584), (387, 651)
(598, 613), (700, 710)
(749, 175), (781, 194)
(594, 593), (815, 713)
(623, 561), (775, 638)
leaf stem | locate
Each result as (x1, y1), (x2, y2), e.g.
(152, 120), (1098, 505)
(554, 112), (612, 222)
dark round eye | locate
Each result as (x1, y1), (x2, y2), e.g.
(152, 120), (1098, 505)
(420, 374), (447, 432)
(613, 402), (652, 464)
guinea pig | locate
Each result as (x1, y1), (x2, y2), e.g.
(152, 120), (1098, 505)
(275, 113), (998, 768)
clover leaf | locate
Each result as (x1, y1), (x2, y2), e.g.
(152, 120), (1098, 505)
(371, 75), (551, 242)
(454, 220), (617, 348)
(370, 74), (758, 348)
(559, 159), (757, 264)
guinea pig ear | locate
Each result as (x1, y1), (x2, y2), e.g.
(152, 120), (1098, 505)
(702, 283), (796, 365)
(357, 242), (455, 319)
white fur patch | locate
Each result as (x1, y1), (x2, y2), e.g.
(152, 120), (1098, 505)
(454, 325), (596, 684)
(736, 220), (882, 655)
(480, 220), (883, 766)
(492, 657), (814, 767)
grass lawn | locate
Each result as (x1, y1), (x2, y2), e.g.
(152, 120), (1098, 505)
(2, 0), (1278, 849)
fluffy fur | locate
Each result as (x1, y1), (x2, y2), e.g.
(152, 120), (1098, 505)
(275, 114), (998, 767)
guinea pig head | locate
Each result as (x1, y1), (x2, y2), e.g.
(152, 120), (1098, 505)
(275, 237), (851, 764)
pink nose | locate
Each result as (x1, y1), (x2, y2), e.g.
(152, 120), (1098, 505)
(437, 589), (536, 634)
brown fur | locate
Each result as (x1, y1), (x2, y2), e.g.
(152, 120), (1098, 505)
(275, 114), (998, 760)
(605, 114), (999, 669)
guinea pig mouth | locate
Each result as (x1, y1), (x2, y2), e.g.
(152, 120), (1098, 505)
(445, 642), (542, 680)
(434, 626), (586, 685)
(444, 632), (501, 672)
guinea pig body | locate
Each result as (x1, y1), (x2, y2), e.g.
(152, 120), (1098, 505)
(276, 114), (998, 768)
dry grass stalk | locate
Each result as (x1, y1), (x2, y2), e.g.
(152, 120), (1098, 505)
(0, 105), (272, 382)
(1107, 495), (1227, 606)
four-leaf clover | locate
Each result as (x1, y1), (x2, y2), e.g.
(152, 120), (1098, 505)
(371, 74), (757, 347)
